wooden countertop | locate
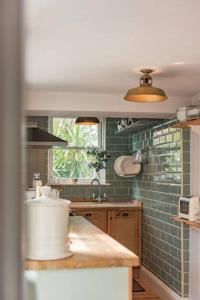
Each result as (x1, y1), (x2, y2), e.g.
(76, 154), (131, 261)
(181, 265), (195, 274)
(25, 216), (140, 271)
(70, 199), (142, 211)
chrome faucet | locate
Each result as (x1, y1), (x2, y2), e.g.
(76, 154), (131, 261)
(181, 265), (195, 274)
(91, 178), (102, 204)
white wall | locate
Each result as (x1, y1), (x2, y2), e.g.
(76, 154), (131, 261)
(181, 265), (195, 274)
(24, 89), (191, 118)
(189, 126), (200, 300)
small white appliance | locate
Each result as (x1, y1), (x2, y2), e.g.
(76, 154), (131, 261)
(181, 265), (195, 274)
(179, 196), (200, 221)
(24, 186), (72, 260)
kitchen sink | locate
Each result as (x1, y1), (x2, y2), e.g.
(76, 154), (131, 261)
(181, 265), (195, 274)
(70, 201), (114, 206)
(70, 200), (134, 206)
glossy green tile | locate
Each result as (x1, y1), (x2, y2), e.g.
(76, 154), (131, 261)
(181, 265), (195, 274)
(182, 129), (190, 140)
(130, 119), (189, 296)
(173, 131), (181, 142)
(166, 134), (173, 143)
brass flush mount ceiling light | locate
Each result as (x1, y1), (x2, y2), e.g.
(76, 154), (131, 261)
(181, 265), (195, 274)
(124, 69), (167, 102)
(75, 117), (100, 125)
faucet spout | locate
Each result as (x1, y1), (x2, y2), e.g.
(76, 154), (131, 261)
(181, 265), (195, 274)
(91, 178), (102, 204)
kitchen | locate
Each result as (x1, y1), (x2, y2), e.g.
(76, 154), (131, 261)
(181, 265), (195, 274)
(1, 1), (200, 300)
(24, 115), (190, 300)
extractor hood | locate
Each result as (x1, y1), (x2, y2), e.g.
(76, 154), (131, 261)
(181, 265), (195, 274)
(27, 123), (68, 149)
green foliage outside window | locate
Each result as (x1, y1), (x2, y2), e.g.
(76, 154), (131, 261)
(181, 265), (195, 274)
(52, 118), (103, 179)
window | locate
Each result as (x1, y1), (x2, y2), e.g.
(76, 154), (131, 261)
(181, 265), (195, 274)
(48, 117), (105, 184)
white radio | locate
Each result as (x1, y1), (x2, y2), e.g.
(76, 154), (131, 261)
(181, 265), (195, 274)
(179, 196), (200, 221)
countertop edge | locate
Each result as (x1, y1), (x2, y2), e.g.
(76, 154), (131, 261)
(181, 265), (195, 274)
(25, 216), (140, 271)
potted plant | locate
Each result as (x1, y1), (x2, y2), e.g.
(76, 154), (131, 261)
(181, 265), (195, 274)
(87, 148), (107, 178)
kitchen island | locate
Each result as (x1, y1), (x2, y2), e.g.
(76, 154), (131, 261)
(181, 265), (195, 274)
(70, 200), (142, 261)
(25, 216), (139, 300)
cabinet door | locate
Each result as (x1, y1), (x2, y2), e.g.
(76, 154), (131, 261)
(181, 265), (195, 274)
(75, 211), (107, 233)
(108, 210), (141, 258)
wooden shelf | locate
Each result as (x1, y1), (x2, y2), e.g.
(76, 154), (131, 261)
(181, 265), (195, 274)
(172, 119), (200, 128)
(170, 216), (200, 229)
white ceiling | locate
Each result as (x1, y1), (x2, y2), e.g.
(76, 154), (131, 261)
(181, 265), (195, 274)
(25, 0), (200, 99)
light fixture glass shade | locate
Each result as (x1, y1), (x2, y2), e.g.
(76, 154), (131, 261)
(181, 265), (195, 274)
(75, 117), (100, 125)
(124, 69), (167, 103)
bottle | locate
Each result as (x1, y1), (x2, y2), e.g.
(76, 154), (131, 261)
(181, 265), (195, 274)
(35, 186), (41, 199)
(32, 173), (42, 189)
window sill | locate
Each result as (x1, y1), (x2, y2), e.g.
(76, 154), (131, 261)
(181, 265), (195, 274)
(48, 183), (111, 187)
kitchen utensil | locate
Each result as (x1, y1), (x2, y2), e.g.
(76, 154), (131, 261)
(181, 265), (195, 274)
(114, 155), (141, 176)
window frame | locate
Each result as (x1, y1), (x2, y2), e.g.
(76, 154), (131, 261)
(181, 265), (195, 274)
(48, 116), (106, 185)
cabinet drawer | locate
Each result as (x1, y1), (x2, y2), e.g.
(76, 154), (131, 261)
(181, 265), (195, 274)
(75, 211), (107, 233)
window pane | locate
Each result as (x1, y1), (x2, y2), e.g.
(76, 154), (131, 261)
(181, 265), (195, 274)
(53, 149), (96, 179)
(53, 118), (98, 147)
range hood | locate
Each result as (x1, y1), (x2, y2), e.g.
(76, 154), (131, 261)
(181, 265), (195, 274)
(27, 123), (68, 149)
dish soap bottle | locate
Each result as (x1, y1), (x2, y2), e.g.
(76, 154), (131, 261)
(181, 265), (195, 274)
(32, 172), (42, 189)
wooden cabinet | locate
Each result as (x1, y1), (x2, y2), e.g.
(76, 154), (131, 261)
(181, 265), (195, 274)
(73, 206), (142, 261)
(108, 210), (141, 258)
(75, 210), (107, 233)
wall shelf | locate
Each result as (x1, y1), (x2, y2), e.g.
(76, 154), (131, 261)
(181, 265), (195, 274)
(170, 216), (200, 230)
(172, 119), (200, 128)
(115, 119), (163, 136)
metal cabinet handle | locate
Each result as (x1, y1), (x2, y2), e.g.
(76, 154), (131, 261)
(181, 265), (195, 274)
(85, 213), (92, 217)
(122, 212), (129, 217)
(116, 212), (121, 217)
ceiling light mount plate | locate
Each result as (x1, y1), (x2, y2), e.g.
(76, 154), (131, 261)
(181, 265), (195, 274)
(140, 69), (153, 87)
(124, 68), (167, 103)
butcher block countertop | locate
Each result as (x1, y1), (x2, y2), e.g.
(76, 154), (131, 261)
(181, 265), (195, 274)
(25, 216), (140, 271)
(70, 199), (142, 211)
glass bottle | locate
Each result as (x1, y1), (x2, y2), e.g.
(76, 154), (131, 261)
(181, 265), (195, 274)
(32, 173), (42, 189)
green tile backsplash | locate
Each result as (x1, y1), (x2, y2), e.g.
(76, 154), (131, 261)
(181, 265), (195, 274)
(61, 118), (131, 200)
(130, 119), (190, 296)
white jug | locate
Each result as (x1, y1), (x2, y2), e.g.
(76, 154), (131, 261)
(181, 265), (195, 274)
(24, 187), (71, 260)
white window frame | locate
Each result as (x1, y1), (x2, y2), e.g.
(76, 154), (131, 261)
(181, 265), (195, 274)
(48, 117), (106, 185)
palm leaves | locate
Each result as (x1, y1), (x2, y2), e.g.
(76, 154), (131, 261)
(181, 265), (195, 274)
(52, 118), (98, 179)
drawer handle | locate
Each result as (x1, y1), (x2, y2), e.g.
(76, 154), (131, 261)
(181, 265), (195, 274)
(122, 213), (129, 217)
(85, 213), (92, 217)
